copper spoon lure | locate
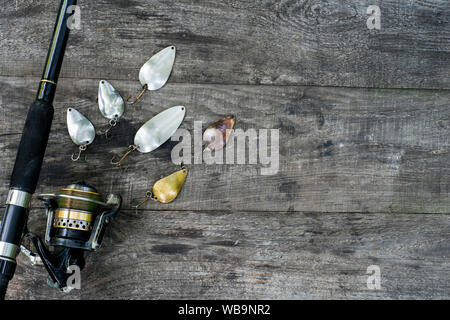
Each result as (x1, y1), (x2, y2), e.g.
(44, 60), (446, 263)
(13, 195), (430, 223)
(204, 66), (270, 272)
(203, 115), (236, 151)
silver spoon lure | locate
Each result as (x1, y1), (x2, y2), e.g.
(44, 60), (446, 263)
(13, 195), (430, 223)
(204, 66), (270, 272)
(98, 80), (125, 138)
(127, 46), (176, 105)
(111, 105), (186, 167)
(67, 108), (96, 161)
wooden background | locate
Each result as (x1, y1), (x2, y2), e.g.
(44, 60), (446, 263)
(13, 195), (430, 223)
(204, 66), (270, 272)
(0, 0), (449, 299)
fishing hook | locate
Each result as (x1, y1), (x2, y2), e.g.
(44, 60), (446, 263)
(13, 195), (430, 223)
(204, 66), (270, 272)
(111, 145), (138, 167)
(71, 145), (87, 162)
(126, 84), (148, 105)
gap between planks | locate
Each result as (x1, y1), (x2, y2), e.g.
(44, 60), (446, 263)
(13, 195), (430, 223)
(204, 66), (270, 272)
(0, 75), (449, 92)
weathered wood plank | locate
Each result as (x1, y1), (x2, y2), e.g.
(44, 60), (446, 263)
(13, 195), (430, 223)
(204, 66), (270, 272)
(0, 76), (449, 213)
(0, 0), (449, 89)
(5, 210), (450, 299)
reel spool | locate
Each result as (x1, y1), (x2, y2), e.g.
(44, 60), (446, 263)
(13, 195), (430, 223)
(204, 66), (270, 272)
(22, 182), (121, 292)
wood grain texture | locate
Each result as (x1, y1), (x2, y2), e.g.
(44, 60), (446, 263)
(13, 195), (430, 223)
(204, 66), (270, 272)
(0, 0), (449, 89)
(1, 76), (449, 214)
(5, 210), (450, 299)
(0, 0), (449, 300)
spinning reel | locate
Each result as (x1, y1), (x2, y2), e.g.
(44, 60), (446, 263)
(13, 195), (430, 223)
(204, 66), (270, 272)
(22, 182), (121, 292)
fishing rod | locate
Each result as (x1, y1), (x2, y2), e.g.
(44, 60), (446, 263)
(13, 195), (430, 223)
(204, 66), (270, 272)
(0, 0), (77, 299)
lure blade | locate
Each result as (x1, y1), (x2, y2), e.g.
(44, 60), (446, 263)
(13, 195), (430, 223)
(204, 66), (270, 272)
(98, 80), (125, 120)
(203, 115), (235, 151)
(134, 106), (186, 153)
(139, 46), (176, 91)
(152, 168), (188, 203)
(67, 108), (95, 146)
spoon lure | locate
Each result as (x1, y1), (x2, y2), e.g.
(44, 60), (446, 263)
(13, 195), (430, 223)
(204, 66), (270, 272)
(127, 46), (176, 105)
(134, 166), (188, 209)
(66, 108), (95, 161)
(98, 80), (125, 138)
(111, 105), (186, 167)
(203, 115), (236, 151)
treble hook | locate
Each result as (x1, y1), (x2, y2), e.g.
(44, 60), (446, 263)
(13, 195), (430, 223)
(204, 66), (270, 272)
(126, 84), (148, 105)
(111, 145), (138, 167)
(71, 145), (87, 162)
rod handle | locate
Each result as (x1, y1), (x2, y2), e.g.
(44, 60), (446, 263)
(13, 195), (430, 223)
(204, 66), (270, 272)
(10, 100), (54, 193)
